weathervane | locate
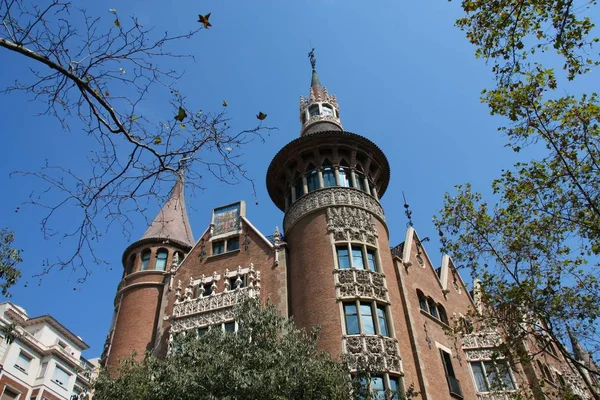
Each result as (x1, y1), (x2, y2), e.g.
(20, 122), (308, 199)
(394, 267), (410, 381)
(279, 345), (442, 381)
(308, 48), (316, 70)
(402, 191), (413, 227)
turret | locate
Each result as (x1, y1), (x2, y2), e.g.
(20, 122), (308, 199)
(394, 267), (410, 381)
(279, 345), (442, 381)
(104, 174), (194, 368)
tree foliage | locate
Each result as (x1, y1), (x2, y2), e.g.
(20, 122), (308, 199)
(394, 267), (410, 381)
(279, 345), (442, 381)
(0, 229), (22, 297)
(437, 0), (600, 397)
(94, 299), (406, 400)
(0, 0), (271, 283)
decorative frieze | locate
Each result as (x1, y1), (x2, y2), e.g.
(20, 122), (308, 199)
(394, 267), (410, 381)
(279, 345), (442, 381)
(476, 393), (514, 400)
(172, 286), (258, 320)
(464, 349), (500, 362)
(284, 187), (384, 233)
(335, 269), (388, 302)
(462, 332), (503, 349)
(326, 206), (378, 243)
(343, 335), (401, 373)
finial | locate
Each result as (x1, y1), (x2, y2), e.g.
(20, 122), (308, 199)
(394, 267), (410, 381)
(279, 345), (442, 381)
(402, 191), (413, 227)
(308, 48), (316, 70)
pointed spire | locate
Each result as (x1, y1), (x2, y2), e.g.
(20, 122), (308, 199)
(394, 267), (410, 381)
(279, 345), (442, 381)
(568, 328), (599, 373)
(140, 173), (194, 247)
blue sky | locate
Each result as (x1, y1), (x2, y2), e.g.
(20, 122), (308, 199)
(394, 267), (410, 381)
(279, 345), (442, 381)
(0, 1), (572, 357)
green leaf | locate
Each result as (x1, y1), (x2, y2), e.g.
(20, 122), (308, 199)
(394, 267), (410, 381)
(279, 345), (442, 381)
(174, 107), (187, 122)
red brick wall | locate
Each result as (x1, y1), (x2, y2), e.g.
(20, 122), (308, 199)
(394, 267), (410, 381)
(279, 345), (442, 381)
(0, 375), (29, 398)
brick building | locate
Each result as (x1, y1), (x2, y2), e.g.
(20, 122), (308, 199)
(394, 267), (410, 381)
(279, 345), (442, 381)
(102, 58), (595, 399)
(0, 302), (94, 400)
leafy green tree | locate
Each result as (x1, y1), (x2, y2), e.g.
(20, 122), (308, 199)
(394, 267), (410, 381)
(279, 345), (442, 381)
(437, 0), (600, 397)
(94, 299), (408, 400)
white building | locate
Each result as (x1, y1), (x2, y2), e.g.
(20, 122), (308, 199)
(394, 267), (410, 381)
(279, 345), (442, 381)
(0, 302), (93, 400)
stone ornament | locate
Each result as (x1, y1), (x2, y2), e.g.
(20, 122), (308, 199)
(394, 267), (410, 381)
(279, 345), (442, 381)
(334, 269), (388, 302)
(284, 187), (385, 233)
(326, 206), (378, 243)
(342, 335), (401, 373)
(171, 306), (236, 334)
(461, 332), (502, 349)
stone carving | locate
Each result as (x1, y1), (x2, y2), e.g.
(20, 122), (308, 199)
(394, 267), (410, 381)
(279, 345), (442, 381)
(461, 332), (502, 349)
(334, 269), (388, 302)
(172, 285), (259, 319)
(465, 349), (500, 361)
(284, 188), (385, 233)
(171, 306), (236, 334)
(343, 335), (401, 373)
(476, 394), (515, 400)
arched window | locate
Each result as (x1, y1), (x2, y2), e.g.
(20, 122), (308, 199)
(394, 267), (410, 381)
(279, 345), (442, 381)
(417, 290), (428, 312)
(355, 171), (368, 192)
(127, 254), (136, 274)
(155, 249), (168, 271)
(427, 297), (439, 319)
(322, 104), (334, 116)
(141, 250), (151, 271)
(306, 169), (319, 192)
(294, 176), (304, 199)
(309, 104), (320, 117)
(322, 162), (336, 187)
(438, 304), (449, 325)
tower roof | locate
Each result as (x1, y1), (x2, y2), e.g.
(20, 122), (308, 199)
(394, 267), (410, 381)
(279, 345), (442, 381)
(140, 175), (194, 247)
(568, 328), (599, 373)
(311, 68), (322, 89)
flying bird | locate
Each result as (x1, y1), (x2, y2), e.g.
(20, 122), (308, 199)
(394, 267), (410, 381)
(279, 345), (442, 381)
(198, 13), (212, 29)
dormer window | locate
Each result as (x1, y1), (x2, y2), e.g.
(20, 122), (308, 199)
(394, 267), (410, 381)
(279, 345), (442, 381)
(322, 104), (334, 116)
(309, 105), (320, 117)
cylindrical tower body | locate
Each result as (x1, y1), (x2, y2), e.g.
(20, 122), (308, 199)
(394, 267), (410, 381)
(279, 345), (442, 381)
(267, 64), (404, 393)
(103, 177), (194, 369)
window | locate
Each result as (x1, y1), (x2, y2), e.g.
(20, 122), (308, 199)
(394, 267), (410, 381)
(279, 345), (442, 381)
(52, 365), (71, 387)
(212, 241), (225, 255)
(417, 290), (428, 312)
(175, 252), (184, 266)
(366, 249), (377, 272)
(198, 282), (214, 297)
(337, 247), (351, 269)
(376, 305), (389, 337)
(140, 250), (151, 271)
(352, 247), (365, 269)
(155, 249), (168, 271)
(1, 387), (20, 400)
(15, 351), (32, 373)
(344, 302), (388, 336)
(197, 327), (208, 337)
(344, 303), (360, 335)
(38, 362), (48, 378)
(537, 360), (555, 384)
(339, 167), (352, 187)
(440, 349), (463, 397)
(294, 178), (304, 200)
(360, 375), (401, 400)
(323, 167), (336, 187)
(307, 170), (319, 192)
(127, 254), (136, 274)
(427, 298), (439, 319)
(309, 104), (320, 116)
(355, 172), (368, 192)
(470, 360), (515, 392)
(223, 322), (236, 333)
(322, 104), (334, 116)
(227, 237), (240, 251)
(371, 376), (385, 399)
(389, 377), (401, 400)
(229, 274), (246, 290)
(438, 304), (449, 325)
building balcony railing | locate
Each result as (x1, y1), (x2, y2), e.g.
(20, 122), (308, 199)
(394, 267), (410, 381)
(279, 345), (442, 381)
(335, 269), (388, 302)
(446, 375), (464, 398)
(343, 334), (401, 373)
(461, 332), (502, 349)
(172, 286), (258, 319)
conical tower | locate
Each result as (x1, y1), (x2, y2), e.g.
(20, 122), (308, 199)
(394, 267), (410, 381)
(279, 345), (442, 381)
(104, 174), (194, 368)
(266, 51), (404, 393)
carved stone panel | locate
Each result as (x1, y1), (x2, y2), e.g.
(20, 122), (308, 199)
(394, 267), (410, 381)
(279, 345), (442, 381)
(284, 188), (385, 233)
(334, 269), (388, 302)
(326, 206), (378, 243)
(343, 335), (401, 373)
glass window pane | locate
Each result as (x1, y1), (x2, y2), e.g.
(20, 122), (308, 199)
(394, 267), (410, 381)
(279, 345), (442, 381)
(309, 105), (320, 116)
(155, 250), (168, 271)
(377, 306), (389, 336)
(499, 362), (516, 390)
(427, 298), (439, 319)
(356, 172), (367, 192)
(470, 362), (489, 392)
(367, 250), (377, 272)
(360, 303), (375, 334)
(295, 179), (304, 199)
(15, 352), (31, 372)
(323, 167), (336, 187)
(484, 361), (500, 390)
(307, 170), (319, 192)
(389, 377), (401, 400)
(352, 247), (365, 269)
(52, 366), (70, 386)
(337, 247), (350, 269)
(212, 241), (225, 255)
(227, 237), (240, 251)
(372, 376), (385, 400)
(141, 251), (151, 270)
(339, 168), (351, 187)
(224, 322), (236, 333)
(344, 304), (359, 335)
(418, 292), (428, 312)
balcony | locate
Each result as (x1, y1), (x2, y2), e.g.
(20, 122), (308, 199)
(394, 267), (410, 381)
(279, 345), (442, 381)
(343, 335), (401, 373)
(461, 332), (502, 349)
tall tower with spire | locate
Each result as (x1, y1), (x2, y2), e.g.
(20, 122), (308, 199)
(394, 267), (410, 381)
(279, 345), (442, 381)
(103, 175), (194, 368)
(266, 51), (404, 392)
